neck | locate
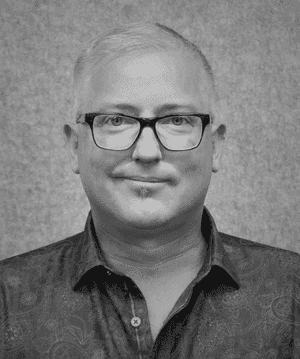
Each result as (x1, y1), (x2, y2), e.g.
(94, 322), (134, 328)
(91, 206), (207, 278)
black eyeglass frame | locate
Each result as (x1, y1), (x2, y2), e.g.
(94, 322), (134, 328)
(77, 113), (211, 151)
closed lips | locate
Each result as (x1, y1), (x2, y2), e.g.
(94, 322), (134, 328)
(125, 177), (166, 183)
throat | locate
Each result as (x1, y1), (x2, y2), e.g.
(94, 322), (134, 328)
(102, 237), (205, 281)
(100, 227), (206, 279)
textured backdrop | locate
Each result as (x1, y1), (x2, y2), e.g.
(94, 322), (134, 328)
(0, 0), (299, 260)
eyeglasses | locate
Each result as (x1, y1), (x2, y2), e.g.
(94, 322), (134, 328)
(77, 113), (210, 151)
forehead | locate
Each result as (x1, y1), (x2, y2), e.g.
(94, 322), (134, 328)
(83, 50), (214, 114)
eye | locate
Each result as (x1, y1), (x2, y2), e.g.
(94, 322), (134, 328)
(94, 115), (134, 128)
(106, 116), (124, 126)
(161, 116), (194, 126)
(171, 116), (186, 126)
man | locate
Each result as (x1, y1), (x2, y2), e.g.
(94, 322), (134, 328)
(0, 22), (299, 359)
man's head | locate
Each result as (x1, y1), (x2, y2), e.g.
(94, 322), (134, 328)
(73, 22), (219, 121)
(64, 22), (226, 233)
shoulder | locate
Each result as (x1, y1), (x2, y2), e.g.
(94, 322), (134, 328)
(220, 231), (300, 256)
(0, 231), (84, 279)
(219, 231), (300, 276)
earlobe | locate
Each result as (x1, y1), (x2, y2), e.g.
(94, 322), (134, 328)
(63, 124), (80, 174)
(212, 124), (226, 173)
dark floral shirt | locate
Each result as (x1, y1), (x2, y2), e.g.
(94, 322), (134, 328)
(0, 206), (300, 359)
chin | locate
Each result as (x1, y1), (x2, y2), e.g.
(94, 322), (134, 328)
(119, 199), (173, 227)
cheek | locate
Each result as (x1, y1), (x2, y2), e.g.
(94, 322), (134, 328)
(80, 146), (126, 181)
(77, 134), (107, 175)
(87, 155), (114, 180)
(182, 161), (201, 175)
(180, 143), (213, 177)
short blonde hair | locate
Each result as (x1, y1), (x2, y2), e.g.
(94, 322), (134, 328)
(73, 22), (217, 122)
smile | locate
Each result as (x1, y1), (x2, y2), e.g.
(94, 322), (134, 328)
(124, 176), (167, 183)
(125, 177), (166, 184)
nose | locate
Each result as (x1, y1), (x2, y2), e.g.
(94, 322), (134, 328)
(131, 127), (163, 162)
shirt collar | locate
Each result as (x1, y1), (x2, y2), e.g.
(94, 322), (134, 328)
(71, 206), (240, 290)
(71, 212), (109, 289)
(197, 207), (240, 288)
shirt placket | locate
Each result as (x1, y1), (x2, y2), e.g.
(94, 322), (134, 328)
(124, 279), (154, 359)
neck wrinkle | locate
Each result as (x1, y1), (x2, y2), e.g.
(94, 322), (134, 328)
(99, 228), (206, 280)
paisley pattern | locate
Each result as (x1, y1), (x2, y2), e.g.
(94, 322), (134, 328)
(0, 207), (299, 359)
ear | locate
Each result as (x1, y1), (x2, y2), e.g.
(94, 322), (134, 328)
(63, 124), (80, 174)
(211, 123), (226, 173)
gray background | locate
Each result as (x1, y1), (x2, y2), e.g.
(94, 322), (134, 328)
(0, 0), (299, 260)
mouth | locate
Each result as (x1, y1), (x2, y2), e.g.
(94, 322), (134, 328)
(123, 176), (168, 183)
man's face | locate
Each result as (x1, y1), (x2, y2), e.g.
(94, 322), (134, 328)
(68, 50), (222, 230)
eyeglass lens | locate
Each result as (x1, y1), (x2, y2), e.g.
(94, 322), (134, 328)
(92, 115), (203, 150)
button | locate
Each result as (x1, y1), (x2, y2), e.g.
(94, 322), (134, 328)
(107, 270), (111, 275)
(131, 317), (141, 327)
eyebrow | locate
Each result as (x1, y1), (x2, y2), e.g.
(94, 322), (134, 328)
(96, 103), (200, 115)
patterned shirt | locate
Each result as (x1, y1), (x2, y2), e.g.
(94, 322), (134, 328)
(0, 206), (299, 359)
